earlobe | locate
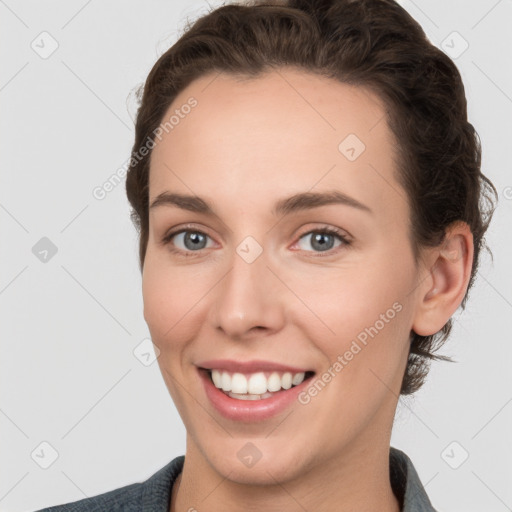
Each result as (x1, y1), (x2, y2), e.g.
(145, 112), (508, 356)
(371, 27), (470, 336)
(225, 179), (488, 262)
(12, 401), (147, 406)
(411, 222), (474, 337)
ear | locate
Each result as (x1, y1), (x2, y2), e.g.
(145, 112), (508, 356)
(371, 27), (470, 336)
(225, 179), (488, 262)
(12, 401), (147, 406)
(411, 222), (474, 337)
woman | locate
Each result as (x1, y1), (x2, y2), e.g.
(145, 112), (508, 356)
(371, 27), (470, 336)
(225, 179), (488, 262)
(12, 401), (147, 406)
(36, 0), (497, 510)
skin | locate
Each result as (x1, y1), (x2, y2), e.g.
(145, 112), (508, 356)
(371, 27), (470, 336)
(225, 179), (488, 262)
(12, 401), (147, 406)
(141, 67), (473, 512)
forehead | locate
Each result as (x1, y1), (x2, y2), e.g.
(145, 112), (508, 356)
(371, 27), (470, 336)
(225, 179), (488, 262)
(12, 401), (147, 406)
(148, 68), (402, 219)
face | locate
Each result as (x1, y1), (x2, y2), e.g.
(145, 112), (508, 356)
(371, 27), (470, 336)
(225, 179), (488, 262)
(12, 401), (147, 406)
(142, 68), (423, 484)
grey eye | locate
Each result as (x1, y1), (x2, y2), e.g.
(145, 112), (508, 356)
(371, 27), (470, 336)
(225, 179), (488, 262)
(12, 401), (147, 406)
(174, 231), (211, 251)
(297, 231), (343, 252)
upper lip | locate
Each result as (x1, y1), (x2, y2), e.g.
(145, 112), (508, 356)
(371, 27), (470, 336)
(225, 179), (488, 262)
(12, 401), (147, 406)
(197, 359), (313, 374)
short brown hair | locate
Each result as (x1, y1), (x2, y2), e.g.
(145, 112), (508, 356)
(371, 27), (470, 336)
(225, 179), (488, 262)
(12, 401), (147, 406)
(126, 0), (497, 394)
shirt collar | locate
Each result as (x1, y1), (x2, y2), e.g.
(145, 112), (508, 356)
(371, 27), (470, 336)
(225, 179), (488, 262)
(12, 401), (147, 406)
(390, 446), (438, 511)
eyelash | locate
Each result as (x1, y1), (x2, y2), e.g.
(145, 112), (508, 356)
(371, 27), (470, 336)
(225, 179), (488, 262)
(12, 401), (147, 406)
(161, 224), (351, 259)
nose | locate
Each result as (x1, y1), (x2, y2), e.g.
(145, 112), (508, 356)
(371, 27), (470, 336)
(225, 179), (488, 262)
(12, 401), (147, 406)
(208, 244), (286, 340)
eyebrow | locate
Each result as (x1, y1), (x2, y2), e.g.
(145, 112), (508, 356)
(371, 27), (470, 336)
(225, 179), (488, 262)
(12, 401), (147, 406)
(149, 190), (373, 216)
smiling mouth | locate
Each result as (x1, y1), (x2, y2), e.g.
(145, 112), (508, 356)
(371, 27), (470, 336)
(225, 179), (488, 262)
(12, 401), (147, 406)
(202, 368), (316, 400)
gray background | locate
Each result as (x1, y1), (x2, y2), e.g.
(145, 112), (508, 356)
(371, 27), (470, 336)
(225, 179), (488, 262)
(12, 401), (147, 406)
(1, 1), (511, 511)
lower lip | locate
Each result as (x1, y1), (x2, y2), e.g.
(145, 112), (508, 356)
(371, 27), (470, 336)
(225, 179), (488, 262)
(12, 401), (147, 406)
(198, 368), (314, 422)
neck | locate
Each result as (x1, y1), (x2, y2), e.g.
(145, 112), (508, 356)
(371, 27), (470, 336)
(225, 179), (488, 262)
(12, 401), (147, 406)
(170, 434), (401, 512)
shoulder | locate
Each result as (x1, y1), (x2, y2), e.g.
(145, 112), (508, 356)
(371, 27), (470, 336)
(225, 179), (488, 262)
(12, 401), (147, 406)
(33, 455), (185, 512)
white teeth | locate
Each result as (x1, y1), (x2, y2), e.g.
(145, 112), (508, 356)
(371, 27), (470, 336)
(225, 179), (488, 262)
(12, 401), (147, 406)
(292, 372), (305, 386)
(267, 372), (282, 392)
(210, 369), (307, 395)
(231, 373), (248, 394)
(228, 392), (272, 400)
(211, 370), (222, 388)
(282, 372), (292, 390)
(248, 372), (267, 394)
(221, 371), (232, 391)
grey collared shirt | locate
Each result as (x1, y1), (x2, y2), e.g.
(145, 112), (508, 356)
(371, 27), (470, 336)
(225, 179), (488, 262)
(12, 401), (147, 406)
(390, 447), (438, 511)
(35, 446), (437, 511)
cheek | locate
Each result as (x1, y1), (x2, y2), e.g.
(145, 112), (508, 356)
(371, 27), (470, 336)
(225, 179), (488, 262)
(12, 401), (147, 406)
(142, 250), (213, 347)
(293, 266), (402, 332)
(291, 252), (414, 372)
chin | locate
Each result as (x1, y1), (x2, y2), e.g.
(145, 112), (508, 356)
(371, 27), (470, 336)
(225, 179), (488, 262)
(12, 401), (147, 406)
(202, 441), (311, 486)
